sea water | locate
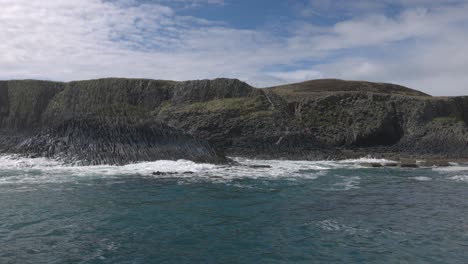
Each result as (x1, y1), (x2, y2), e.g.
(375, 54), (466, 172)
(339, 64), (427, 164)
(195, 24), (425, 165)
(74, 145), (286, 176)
(1, 155), (468, 263)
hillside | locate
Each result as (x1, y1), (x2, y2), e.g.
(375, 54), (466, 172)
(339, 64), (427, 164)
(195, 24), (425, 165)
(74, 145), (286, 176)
(1, 78), (467, 164)
(268, 79), (430, 98)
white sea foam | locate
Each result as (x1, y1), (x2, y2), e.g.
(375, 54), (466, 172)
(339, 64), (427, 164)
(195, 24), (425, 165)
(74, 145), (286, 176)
(0, 155), (215, 174)
(434, 166), (468, 172)
(0, 155), (218, 185)
(450, 175), (468, 182)
(0, 154), (63, 168)
(0, 155), (404, 187)
(314, 219), (405, 237)
(411, 176), (432, 181)
(332, 176), (361, 190)
(232, 156), (397, 171)
(337, 157), (398, 164)
(316, 219), (359, 234)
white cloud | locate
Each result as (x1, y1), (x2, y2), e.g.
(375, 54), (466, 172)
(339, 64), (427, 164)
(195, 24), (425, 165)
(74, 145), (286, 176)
(0, 0), (227, 80)
(266, 70), (323, 84)
(163, 0), (225, 6)
(295, 2), (468, 95)
(300, 0), (463, 17)
(172, 0), (225, 7)
(0, 0), (467, 95)
(0, 0), (295, 83)
(268, 1), (468, 95)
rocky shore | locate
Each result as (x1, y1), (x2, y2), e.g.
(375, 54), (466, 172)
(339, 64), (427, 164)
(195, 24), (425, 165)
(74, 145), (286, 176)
(1, 78), (467, 165)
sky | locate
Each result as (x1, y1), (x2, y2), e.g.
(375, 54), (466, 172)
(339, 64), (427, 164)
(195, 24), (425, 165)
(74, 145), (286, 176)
(0, 0), (467, 95)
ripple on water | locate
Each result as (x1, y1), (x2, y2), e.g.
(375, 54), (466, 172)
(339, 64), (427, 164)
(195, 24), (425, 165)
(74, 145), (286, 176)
(331, 176), (361, 191)
(450, 175), (468, 182)
(2, 155), (468, 263)
(411, 176), (433, 181)
(316, 219), (360, 234)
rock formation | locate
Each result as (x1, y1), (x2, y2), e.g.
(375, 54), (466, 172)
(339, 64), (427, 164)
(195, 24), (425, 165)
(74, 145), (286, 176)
(1, 78), (467, 164)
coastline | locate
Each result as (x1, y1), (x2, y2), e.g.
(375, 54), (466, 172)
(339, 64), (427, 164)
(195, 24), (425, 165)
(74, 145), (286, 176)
(1, 78), (468, 166)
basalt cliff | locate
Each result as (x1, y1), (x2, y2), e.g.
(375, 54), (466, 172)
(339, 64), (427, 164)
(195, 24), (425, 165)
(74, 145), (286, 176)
(1, 78), (467, 165)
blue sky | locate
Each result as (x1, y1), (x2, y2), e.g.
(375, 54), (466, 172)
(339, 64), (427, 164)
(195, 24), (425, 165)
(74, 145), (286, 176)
(1, 0), (467, 95)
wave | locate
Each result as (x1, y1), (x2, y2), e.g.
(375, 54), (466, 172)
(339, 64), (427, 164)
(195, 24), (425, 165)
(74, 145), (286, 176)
(411, 176), (432, 181)
(336, 157), (398, 164)
(315, 219), (360, 234)
(0, 155), (63, 168)
(433, 166), (468, 172)
(0, 155), (435, 188)
(449, 175), (468, 182)
(0, 155), (218, 185)
(0, 155), (394, 175)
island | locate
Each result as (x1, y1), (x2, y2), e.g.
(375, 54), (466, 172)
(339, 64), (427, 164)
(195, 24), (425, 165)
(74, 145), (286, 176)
(1, 78), (467, 165)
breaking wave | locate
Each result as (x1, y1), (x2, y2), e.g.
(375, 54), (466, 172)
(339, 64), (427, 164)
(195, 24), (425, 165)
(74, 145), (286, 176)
(449, 175), (468, 182)
(0, 154), (442, 188)
(0, 155), (397, 176)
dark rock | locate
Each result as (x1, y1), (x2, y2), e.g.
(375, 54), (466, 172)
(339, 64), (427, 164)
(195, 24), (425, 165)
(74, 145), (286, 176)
(152, 171), (178, 176)
(1, 78), (468, 164)
(359, 163), (383, 168)
(9, 119), (224, 165)
(400, 163), (419, 168)
(171, 78), (254, 105)
(417, 160), (451, 167)
(248, 165), (272, 169)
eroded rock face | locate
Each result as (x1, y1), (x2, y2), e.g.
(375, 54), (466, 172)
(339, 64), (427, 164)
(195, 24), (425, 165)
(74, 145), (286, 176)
(157, 79), (468, 160)
(11, 119), (221, 165)
(0, 79), (225, 164)
(0, 80), (64, 130)
(171, 78), (254, 105)
(0, 77), (467, 164)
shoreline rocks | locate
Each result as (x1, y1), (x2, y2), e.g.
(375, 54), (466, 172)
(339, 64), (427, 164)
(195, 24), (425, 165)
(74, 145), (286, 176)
(1, 78), (468, 165)
(358, 159), (459, 168)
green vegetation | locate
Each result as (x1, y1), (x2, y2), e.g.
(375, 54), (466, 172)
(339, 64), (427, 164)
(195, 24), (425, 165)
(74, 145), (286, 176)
(298, 109), (340, 127)
(157, 101), (172, 112)
(174, 97), (267, 114)
(268, 79), (430, 98)
(432, 116), (464, 125)
(247, 110), (274, 119)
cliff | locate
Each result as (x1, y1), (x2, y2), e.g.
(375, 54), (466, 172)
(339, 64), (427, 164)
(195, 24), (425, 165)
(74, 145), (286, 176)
(1, 78), (467, 164)
(0, 79), (224, 165)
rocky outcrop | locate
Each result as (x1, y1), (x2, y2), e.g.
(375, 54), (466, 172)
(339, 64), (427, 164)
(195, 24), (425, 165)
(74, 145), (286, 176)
(171, 79), (255, 105)
(0, 80), (64, 130)
(157, 79), (468, 160)
(1, 77), (467, 164)
(0, 79), (225, 165)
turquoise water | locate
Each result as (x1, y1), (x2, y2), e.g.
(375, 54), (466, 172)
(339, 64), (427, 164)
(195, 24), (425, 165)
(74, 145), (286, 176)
(1, 156), (468, 263)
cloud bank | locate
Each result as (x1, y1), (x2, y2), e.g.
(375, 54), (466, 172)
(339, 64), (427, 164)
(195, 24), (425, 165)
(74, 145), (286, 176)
(0, 0), (467, 95)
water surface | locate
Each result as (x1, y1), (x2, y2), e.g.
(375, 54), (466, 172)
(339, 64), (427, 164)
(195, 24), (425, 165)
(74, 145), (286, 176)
(1, 156), (468, 263)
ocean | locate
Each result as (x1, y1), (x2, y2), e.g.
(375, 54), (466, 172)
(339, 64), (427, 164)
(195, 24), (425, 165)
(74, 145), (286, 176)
(1, 155), (468, 263)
